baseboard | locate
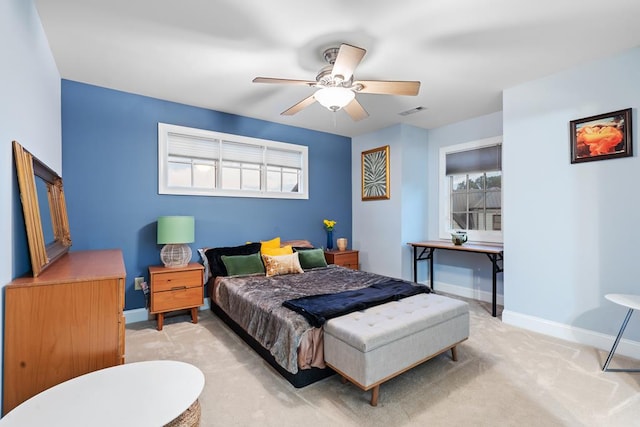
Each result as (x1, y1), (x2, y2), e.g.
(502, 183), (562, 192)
(124, 298), (211, 325)
(503, 309), (640, 361)
(423, 280), (640, 361)
(426, 280), (504, 306)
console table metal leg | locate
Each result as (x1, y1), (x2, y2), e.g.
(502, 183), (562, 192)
(492, 256), (497, 317)
(429, 249), (434, 290)
(485, 253), (497, 317)
(485, 252), (503, 318)
(602, 308), (640, 372)
(413, 246), (418, 283)
(412, 246), (435, 290)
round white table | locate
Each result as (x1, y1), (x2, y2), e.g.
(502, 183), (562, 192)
(602, 294), (640, 372)
(0, 360), (205, 426)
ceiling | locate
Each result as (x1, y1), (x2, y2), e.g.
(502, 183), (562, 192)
(35, 0), (640, 138)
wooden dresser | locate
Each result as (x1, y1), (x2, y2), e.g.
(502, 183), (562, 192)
(3, 249), (126, 415)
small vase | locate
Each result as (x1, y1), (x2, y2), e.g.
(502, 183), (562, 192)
(337, 238), (347, 251)
(326, 230), (334, 250)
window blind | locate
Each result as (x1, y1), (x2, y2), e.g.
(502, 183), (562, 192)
(266, 147), (302, 168)
(445, 144), (502, 175)
(221, 140), (263, 164)
(168, 133), (219, 160)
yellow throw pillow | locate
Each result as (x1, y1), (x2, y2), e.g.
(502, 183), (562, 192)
(261, 245), (293, 256)
(260, 237), (281, 251)
(262, 253), (304, 277)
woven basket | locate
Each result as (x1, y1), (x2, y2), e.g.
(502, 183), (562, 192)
(164, 399), (201, 427)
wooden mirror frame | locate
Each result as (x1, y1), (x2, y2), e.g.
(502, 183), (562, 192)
(13, 141), (71, 276)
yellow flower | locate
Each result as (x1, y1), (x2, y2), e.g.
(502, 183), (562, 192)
(323, 219), (336, 231)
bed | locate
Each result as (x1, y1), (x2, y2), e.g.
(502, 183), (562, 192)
(202, 241), (430, 388)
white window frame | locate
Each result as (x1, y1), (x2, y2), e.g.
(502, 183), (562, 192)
(158, 123), (308, 199)
(438, 136), (503, 244)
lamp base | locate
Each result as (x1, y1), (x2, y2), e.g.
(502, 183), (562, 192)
(160, 244), (192, 268)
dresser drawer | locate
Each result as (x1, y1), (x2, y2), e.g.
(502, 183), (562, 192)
(152, 270), (201, 292)
(151, 287), (203, 313)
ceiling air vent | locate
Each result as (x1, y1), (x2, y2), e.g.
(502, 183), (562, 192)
(398, 106), (426, 116)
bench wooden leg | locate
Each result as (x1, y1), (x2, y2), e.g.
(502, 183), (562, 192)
(341, 376), (348, 384)
(370, 385), (379, 406)
(451, 346), (458, 361)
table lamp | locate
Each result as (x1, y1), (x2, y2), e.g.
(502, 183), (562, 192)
(157, 216), (195, 268)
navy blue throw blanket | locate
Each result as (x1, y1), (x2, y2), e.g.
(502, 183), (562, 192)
(282, 280), (430, 327)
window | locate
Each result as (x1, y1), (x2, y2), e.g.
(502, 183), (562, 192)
(439, 136), (502, 243)
(158, 123), (308, 199)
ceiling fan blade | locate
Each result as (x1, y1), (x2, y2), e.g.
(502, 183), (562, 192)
(253, 77), (316, 86)
(355, 80), (421, 96)
(331, 44), (366, 82)
(343, 98), (369, 121)
(281, 94), (316, 116)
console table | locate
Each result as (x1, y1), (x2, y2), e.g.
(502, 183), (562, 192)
(408, 241), (504, 317)
(0, 360), (205, 426)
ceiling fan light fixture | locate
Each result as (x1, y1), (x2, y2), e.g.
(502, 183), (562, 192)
(314, 87), (355, 112)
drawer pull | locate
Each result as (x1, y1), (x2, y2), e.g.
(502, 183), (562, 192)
(171, 286), (187, 291)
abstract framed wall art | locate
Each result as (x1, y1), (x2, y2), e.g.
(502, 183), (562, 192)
(570, 108), (632, 164)
(361, 145), (390, 200)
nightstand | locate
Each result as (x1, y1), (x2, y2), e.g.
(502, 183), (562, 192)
(149, 263), (204, 331)
(324, 249), (359, 270)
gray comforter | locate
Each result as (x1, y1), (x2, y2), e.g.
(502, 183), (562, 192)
(214, 265), (409, 374)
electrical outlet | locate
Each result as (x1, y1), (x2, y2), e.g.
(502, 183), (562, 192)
(134, 277), (144, 290)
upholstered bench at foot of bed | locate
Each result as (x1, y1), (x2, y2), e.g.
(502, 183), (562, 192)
(323, 293), (470, 406)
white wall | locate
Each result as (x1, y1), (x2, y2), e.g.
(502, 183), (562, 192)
(503, 48), (640, 357)
(352, 124), (428, 279)
(0, 0), (61, 411)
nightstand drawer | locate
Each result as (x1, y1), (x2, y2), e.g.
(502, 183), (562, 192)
(151, 287), (203, 313)
(332, 252), (358, 266)
(341, 262), (358, 270)
(324, 250), (359, 270)
(152, 270), (201, 292)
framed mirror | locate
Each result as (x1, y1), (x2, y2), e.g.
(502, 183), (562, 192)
(13, 141), (72, 276)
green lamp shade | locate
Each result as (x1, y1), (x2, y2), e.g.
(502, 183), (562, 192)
(157, 216), (195, 244)
(157, 216), (195, 268)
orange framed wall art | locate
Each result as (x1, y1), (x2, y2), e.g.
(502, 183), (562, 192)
(570, 108), (632, 164)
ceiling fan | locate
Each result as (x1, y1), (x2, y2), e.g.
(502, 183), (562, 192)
(253, 43), (421, 121)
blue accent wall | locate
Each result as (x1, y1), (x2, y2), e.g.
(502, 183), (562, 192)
(62, 80), (352, 310)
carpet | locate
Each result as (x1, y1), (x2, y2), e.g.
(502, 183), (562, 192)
(125, 296), (640, 426)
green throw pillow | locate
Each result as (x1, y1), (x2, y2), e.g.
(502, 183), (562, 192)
(297, 248), (328, 269)
(221, 252), (265, 276)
